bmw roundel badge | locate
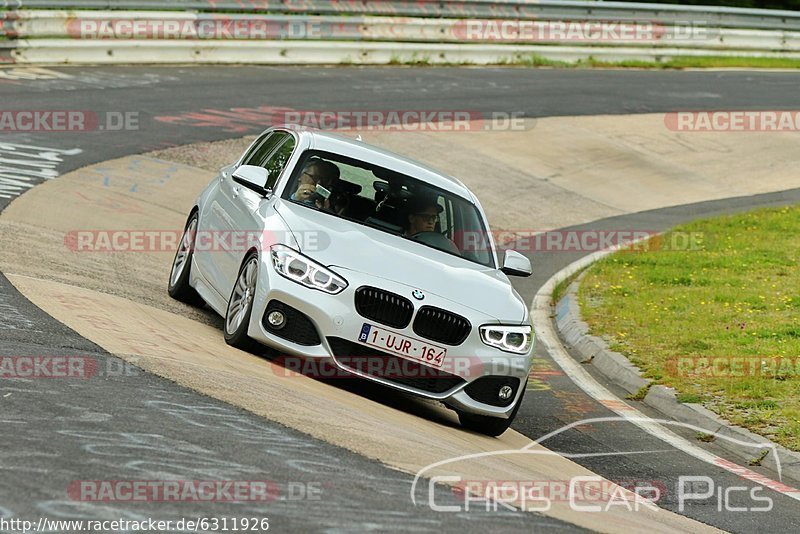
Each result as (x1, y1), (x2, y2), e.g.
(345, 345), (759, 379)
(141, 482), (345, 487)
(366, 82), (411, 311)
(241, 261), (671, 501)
(412, 289), (425, 300)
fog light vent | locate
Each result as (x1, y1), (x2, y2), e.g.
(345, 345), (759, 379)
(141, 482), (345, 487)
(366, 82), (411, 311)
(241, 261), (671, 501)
(464, 376), (520, 407)
(267, 310), (286, 329)
(498, 385), (514, 401)
(262, 300), (321, 346)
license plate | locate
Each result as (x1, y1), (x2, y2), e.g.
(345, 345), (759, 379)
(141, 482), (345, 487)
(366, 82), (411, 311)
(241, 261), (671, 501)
(357, 323), (447, 368)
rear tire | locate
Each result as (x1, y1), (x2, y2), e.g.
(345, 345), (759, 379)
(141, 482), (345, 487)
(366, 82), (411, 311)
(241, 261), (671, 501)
(168, 212), (204, 306)
(224, 252), (262, 353)
(457, 383), (526, 437)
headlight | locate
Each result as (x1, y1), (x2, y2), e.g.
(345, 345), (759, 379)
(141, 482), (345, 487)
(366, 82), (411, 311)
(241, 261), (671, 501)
(479, 325), (533, 354)
(270, 245), (348, 294)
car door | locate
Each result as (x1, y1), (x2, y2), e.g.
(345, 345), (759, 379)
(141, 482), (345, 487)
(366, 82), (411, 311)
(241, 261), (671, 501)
(196, 131), (286, 298)
(214, 132), (297, 299)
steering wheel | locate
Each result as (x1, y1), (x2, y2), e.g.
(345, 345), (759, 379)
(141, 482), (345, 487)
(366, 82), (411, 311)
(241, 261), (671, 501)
(410, 231), (460, 255)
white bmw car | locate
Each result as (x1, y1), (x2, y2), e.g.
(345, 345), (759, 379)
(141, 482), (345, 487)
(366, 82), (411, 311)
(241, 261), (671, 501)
(168, 126), (534, 436)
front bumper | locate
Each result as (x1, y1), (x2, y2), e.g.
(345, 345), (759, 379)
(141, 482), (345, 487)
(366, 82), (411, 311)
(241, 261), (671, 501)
(247, 261), (533, 418)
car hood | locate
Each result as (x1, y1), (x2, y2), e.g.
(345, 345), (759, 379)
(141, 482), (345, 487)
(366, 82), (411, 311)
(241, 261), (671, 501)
(274, 200), (526, 323)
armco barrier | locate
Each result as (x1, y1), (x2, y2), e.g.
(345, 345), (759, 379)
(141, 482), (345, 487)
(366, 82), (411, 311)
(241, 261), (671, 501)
(0, 40), (15, 63)
(4, 11), (800, 52)
(1, 1), (800, 65)
(2, 1), (800, 31)
(8, 39), (800, 66)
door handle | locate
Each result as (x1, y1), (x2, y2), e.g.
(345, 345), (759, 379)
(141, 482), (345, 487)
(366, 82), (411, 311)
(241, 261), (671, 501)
(232, 186), (240, 199)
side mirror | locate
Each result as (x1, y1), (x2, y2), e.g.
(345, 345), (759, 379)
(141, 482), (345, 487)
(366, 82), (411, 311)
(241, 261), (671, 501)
(232, 165), (271, 196)
(500, 250), (532, 277)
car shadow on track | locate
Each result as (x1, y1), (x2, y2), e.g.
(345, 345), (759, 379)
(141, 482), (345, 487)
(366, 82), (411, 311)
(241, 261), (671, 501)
(186, 301), (463, 431)
(257, 345), (462, 430)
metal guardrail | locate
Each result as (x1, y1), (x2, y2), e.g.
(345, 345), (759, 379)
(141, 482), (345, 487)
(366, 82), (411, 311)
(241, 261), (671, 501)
(2, 1), (800, 31)
(1, 2), (799, 65)
(7, 38), (800, 66)
(4, 11), (799, 52)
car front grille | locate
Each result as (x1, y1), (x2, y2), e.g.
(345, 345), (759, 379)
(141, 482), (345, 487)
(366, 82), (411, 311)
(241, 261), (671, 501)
(354, 286), (414, 329)
(262, 300), (321, 346)
(413, 306), (471, 345)
(326, 337), (464, 395)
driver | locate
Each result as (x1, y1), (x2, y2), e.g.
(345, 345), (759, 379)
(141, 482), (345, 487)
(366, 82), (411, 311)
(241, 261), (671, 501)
(291, 159), (340, 204)
(405, 196), (443, 237)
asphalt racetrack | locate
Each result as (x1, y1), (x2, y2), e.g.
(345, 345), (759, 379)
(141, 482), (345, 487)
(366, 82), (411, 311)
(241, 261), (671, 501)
(1, 66), (800, 533)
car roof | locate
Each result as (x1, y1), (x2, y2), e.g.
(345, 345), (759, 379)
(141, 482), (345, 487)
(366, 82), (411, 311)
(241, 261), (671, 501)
(283, 127), (475, 201)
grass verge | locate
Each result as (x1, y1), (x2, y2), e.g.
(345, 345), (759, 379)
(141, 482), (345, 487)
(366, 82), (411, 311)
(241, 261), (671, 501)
(552, 267), (586, 307)
(409, 54), (800, 70)
(579, 204), (800, 451)
(578, 55), (800, 69)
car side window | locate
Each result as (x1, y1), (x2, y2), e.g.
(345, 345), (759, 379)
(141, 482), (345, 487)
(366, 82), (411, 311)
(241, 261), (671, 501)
(264, 137), (296, 191)
(240, 134), (264, 165)
(242, 132), (287, 168)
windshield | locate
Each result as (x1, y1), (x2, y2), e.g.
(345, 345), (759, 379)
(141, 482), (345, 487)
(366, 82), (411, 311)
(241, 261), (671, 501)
(282, 150), (496, 268)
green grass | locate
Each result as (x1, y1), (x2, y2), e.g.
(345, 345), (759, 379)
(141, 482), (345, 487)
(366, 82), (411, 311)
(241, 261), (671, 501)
(500, 54), (572, 68)
(389, 53), (431, 66)
(749, 449), (770, 466)
(696, 432), (716, 443)
(509, 54), (800, 70)
(475, 53), (800, 70)
(579, 55), (800, 69)
(384, 53), (800, 69)
(579, 204), (800, 451)
(552, 268), (587, 306)
(626, 385), (651, 401)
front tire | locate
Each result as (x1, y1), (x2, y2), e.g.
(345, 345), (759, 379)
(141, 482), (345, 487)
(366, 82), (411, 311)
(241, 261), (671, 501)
(168, 212), (204, 306)
(457, 384), (526, 437)
(224, 252), (262, 352)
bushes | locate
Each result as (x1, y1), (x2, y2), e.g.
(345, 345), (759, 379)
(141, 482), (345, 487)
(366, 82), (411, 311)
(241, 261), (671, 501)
(615, 0), (800, 11)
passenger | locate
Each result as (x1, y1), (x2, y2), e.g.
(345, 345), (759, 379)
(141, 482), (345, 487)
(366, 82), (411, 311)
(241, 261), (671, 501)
(405, 196), (443, 237)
